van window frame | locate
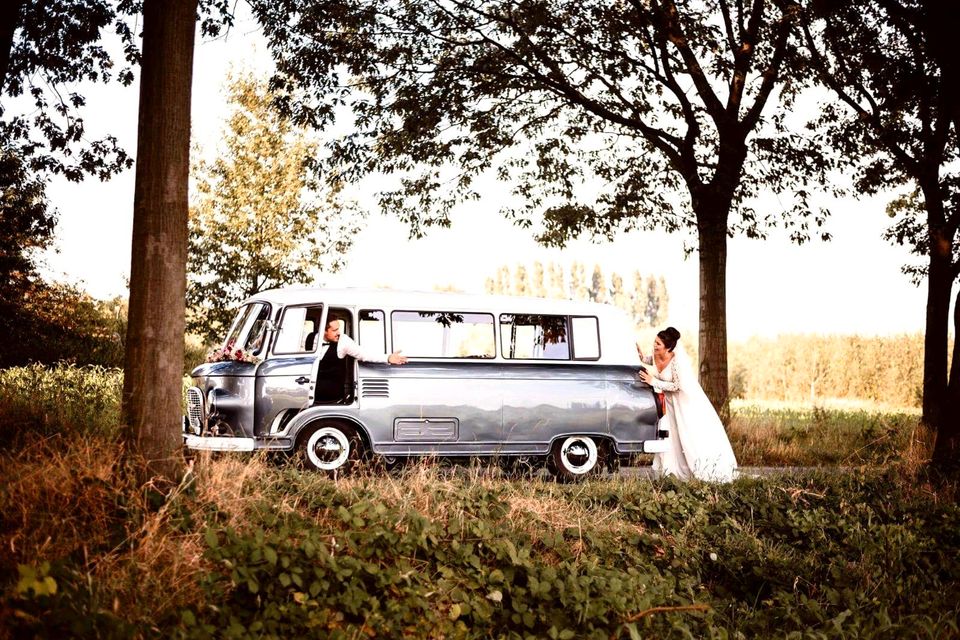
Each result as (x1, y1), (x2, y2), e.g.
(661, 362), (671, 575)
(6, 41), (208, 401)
(223, 302), (273, 355)
(390, 309), (497, 360)
(498, 312), (572, 361)
(570, 315), (602, 361)
(272, 303), (325, 356)
(359, 309), (387, 353)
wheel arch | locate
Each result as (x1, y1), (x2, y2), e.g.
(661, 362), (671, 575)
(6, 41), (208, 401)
(547, 432), (616, 454)
(290, 412), (372, 451)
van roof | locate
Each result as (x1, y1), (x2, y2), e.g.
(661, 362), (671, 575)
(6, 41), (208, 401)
(242, 286), (624, 317)
(241, 286), (643, 365)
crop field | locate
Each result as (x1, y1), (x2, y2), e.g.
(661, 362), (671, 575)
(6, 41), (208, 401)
(1, 365), (957, 638)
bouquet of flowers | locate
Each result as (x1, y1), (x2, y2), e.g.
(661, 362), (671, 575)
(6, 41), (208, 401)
(206, 341), (260, 364)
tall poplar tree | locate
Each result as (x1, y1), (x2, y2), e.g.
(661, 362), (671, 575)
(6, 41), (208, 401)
(187, 72), (362, 344)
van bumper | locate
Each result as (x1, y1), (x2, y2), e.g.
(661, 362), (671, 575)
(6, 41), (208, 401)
(642, 439), (671, 454)
(183, 434), (256, 452)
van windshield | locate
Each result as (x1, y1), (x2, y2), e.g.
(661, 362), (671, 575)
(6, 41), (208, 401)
(223, 303), (271, 354)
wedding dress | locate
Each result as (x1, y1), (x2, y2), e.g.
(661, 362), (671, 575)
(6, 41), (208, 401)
(644, 342), (738, 482)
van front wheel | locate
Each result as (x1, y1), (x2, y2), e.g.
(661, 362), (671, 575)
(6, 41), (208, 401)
(300, 423), (361, 475)
(549, 436), (603, 482)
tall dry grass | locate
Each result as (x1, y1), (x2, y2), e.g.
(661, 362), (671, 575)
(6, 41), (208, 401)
(0, 436), (211, 631)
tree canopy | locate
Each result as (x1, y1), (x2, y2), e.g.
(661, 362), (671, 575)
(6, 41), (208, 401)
(251, 0), (838, 419)
(1, 0), (232, 180)
(0, 0), (136, 182)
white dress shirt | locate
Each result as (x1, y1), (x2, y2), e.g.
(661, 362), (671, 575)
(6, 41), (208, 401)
(318, 333), (390, 363)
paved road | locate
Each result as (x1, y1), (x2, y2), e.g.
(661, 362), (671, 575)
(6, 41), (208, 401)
(618, 466), (839, 479)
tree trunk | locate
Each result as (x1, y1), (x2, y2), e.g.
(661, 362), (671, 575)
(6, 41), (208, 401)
(932, 284), (959, 467)
(921, 247), (951, 435)
(920, 0), (960, 469)
(121, 0), (197, 484)
(695, 201), (731, 424)
(916, 175), (952, 439)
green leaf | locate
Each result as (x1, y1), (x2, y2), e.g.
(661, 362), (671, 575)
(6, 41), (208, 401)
(204, 527), (219, 549)
(264, 545), (278, 566)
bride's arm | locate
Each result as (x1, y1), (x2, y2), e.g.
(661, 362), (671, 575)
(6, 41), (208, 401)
(636, 343), (653, 365)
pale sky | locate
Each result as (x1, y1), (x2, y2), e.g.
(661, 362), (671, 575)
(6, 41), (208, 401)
(38, 17), (949, 343)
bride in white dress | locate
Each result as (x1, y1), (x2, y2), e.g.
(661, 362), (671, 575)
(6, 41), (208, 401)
(637, 327), (738, 482)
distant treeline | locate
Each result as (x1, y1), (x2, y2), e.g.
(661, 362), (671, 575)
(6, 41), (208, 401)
(484, 261), (669, 330)
(727, 333), (944, 408)
(0, 279), (941, 409)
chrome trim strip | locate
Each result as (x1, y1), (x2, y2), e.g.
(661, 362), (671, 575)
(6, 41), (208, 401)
(183, 435), (255, 452)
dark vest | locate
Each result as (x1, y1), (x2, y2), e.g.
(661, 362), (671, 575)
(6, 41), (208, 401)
(314, 343), (345, 402)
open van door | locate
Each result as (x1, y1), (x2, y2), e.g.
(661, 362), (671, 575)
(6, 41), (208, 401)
(253, 304), (324, 436)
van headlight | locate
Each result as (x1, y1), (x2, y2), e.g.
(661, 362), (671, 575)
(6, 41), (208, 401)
(206, 389), (218, 417)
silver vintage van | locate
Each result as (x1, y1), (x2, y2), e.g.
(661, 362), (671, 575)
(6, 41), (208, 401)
(183, 288), (668, 480)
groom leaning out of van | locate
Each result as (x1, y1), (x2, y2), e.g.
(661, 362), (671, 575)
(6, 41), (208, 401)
(314, 315), (408, 402)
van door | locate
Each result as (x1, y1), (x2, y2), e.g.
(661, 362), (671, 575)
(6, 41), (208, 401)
(254, 304), (324, 436)
(499, 313), (607, 452)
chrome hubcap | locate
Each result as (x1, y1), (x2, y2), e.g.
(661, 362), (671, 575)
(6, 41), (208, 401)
(306, 428), (350, 471)
(559, 436), (598, 475)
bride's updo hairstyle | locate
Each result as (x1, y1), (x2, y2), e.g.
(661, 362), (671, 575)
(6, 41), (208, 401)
(657, 327), (681, 352)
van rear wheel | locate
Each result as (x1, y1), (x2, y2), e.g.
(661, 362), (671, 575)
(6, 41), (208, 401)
(300, 423), (362, 475)
(549, 436), (604, 482)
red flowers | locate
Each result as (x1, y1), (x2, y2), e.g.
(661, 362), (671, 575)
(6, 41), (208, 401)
(206, 340), (260, 364)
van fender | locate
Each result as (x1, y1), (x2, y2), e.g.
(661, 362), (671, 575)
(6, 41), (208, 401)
(285, 408), (372, 450)
(546, 432), (616, 452)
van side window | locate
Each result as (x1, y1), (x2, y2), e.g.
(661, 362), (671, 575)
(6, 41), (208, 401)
(571, 316), (601, 360)
(359, 309), (386, 353)
(500, 314), (570, 360)
(391, 311), (495, 358)
(274, 305), (325, 354)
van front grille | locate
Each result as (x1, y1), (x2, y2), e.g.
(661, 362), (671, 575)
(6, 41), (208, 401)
(361, 378), (390, 398)
(186, 387), (204, 433)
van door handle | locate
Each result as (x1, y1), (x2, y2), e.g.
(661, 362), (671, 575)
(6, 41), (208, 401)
(295, 376), (310, 385)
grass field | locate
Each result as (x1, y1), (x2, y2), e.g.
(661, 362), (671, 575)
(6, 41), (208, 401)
(1, 364), (958, 638)
(728, 399), (926, 467)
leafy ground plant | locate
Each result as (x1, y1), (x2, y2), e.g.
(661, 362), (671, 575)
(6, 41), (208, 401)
(1, 365), (957, 638)
(3, 447), (958, 639)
